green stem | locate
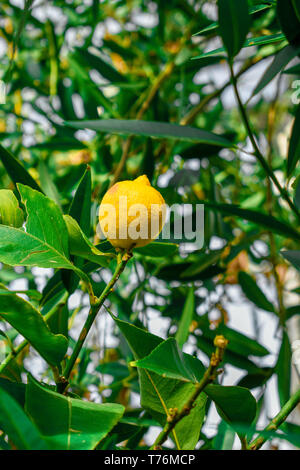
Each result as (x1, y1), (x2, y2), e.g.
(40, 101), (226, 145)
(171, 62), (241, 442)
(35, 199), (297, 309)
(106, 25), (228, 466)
(150, 335), (228, 450)
(0, 339), (27, 375)
(249, 387), (300, 450)
(0, 291), (69, 375)
(228, 62), (300, 223)
(60, 251), (133, 392)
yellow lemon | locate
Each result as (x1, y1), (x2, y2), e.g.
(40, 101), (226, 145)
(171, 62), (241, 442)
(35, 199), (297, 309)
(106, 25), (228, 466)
(99, 175), (166, 250)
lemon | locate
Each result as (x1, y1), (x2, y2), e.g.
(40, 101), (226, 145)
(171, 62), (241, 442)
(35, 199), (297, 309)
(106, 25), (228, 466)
(99, 175), (166, 250)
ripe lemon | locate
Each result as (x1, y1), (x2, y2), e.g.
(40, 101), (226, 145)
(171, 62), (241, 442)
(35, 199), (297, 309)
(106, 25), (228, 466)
(99, 175), (166, 250)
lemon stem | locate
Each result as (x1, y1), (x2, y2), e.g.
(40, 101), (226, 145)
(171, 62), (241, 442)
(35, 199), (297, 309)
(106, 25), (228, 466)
(59, 251), (133, 393)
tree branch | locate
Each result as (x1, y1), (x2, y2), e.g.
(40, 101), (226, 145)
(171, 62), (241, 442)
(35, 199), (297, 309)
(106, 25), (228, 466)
(150, 335), (228, 449)
(249, 387), (300, 450)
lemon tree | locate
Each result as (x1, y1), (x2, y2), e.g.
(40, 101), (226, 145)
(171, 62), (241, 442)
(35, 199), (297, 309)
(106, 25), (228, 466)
(0, 0), (300, 452)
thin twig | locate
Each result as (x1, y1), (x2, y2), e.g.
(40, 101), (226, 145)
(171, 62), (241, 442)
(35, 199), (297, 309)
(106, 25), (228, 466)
(229, 62), (300, 223)
(249, 387), (300, 450)
(59, 251), (133, 392)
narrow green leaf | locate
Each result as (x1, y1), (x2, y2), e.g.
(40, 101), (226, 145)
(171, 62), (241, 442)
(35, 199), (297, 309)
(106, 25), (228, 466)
(294, 174), (300, 212)
(193, 4), (272, 36)
(277, 0), (300, 47)
(62, 166), (93, 293)
(218, 0), (250, 59)
(275, 332), (292, 407)
(252, 45), (299, 96)
(74, 49), (127, 83)
(175, 287), (195, 348)
(238, 272), (276, 313)
(193, 33), (286, 60)
(0, 144), (42, 192)
(203, 201), (300, 242)
(287, 106), (300, 177)
(197, 335), (262, 373)
(285, 305), (300, 320)
(134, 241), (178, 257)
(25, 376), (124, 450)
(68, 166), (92, 236)
(65, 119), (234, 148)
(38, 161), (61, 207)
(283, 63), (300, 74)
(281, 250), (300, 270)
(0, 291), (68, 366)
(198, 317), (270, 358)
(180, 250), (223, 278)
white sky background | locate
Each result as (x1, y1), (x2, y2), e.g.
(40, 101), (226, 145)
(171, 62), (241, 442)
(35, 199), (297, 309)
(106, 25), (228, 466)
(1, 0), (300, 450)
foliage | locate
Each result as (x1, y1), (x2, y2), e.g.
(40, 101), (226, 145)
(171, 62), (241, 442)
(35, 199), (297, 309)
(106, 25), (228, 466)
(0, 0), (300, 451)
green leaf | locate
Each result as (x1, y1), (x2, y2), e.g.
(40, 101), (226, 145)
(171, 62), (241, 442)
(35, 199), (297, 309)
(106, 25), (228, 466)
(283, 63), (300, 74)
(0, 144), (42, 193)
(198, 318), (270, 358)
(62, 166), (93, 293)
(206, 384), (257, 426)
(213, 420), (235, 450)
(197, 335), (262, 373)
(218, 0), (250, 59)
(203, 201), (300, 242)
(277, 0), (300, 47)
(175, 287), (195, 348)
(68, 166), (91, 236)
(252, 45), (299, 96)
(193, 4), (272, 36)
(237, 368), (274, 389)
(0, 189), (24, 227)
(0, 385), (48, 450)
(285, 305), (300, 320)
(73, 49), (127, 83)
(25, 376), (124, 450)
(238, 272), (276, 313)
(134, 241), (178, 257)
(140, 138), (155, 183)
(287, 106), (300, 177)
(281, 250), (300, 270)
(275, 332), (291, 407)
(64, 214), (110, 267)
(38, 160), (61, 208)
(180, 250), (223, 278)
(0, 185), (87, 283)
(0, 291), (68, 366)
(193, 33), (286, 60)
(65, 119), (234, 148)
(109, 314), (207, 450)
(0, 377), (26, 407)
(131, 337), (205, 383)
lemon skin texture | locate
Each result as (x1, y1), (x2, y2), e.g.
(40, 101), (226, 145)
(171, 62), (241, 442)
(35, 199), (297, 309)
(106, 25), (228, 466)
(99, 175), (166, 250)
